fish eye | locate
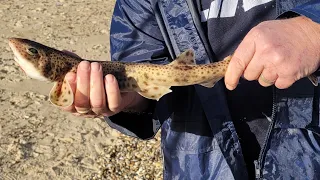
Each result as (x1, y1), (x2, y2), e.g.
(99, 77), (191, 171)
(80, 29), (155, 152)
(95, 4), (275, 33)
(27, 47), (38, 55)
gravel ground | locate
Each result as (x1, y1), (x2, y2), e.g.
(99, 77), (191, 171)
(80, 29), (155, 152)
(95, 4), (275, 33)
(0, 1), (163, 179)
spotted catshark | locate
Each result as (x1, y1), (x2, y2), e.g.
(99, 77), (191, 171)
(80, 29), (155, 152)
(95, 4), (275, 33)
(8, 38), (318, 108)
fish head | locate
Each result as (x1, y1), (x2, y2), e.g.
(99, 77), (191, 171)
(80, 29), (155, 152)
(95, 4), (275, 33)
(8, 38), (50, 81)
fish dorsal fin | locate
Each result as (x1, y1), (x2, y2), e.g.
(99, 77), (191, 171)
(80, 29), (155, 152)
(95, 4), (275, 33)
(169, 49), (195, 66)
(137, 84), (172, 101)
(49, 80), (74, 107)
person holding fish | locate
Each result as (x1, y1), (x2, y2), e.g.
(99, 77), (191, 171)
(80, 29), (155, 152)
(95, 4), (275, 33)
(63, 0), (320, 179)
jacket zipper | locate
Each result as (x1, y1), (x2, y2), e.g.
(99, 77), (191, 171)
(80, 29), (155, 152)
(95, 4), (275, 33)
(255, 0), (279, 178)
(254, 86), (277, 179)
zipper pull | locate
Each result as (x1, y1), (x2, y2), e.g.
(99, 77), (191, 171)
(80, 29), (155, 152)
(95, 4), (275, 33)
(254, 160), (261, 179)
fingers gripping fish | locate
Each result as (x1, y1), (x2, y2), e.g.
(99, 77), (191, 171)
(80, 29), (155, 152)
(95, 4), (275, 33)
(8, 38), (318, 108)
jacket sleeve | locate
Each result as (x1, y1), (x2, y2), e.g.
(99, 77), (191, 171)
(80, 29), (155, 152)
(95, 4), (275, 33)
(105, 0), (171, 140)
(278, 0), (320, 23)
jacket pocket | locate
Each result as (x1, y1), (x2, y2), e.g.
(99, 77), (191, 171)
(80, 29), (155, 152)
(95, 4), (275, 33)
(262, 128), (320, 179)
(161, 119), (237, 180)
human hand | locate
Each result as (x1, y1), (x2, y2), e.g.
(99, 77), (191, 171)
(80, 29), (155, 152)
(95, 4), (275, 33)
(225, 16), (320, 90)
(60, 51), (149, 117)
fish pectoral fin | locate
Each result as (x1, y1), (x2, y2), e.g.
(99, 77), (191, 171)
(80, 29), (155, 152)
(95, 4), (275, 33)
(49, 80), (74, 107)
(308, 74), (318, 86)
(199, 78), (222, 88)
(138, 85), (172, 101)
(169, 49), (195, 66)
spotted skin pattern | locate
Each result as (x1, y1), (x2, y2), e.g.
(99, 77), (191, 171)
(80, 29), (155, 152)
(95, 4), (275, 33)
(8, 38), (232, 107)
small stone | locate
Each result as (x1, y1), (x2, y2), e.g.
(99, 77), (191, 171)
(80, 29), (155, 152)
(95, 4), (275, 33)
(110, 130), (121, 137)
(58, 137), (74, 143)
(100, 29), (107, 34)
(34, 101), (41, 105)
(34, 145), (52, 154)
(92, 44), (103, 50)
(19, 139), (27, 144)
(38, 137), (53, 146)
(33, 152), (39, 157)
(14, 21), (23, 28)
(36, 7), (44, 12)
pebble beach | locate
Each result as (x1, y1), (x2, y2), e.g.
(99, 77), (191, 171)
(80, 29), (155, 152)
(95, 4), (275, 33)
(0, 0), (163, 179)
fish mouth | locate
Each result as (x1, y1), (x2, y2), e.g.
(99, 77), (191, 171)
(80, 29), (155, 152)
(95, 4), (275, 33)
(8, 39), (18, 60)
(8, 38), (17, 51)
(7, 38), (49, 81)
(14, 57), (26, 73)
(8, 39), (26, 73)
(13, 56), (19, 63)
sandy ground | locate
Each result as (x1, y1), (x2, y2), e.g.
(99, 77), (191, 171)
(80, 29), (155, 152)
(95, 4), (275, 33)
(0, 1), (162, 179)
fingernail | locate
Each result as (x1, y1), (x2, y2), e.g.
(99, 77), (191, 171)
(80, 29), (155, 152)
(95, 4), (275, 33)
(75, 107), (91, 114)
(91, 62), (101, 71)
(226, 84), (234, 90)
(105, 75), (114, 84)
(80, 61), (90, 71)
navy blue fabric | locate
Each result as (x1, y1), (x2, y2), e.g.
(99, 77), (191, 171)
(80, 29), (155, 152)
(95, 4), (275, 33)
(107, 0), (320, 179)
(159, 0), (248, 178)
(194, 1), (277, 173)
(259, 1), (320, 179)
(106, 0), (170, 140)
(196, 0), (277, 59)
(279, 0), (320, 23)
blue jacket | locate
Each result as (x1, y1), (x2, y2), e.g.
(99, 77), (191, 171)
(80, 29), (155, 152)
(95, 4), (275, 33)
(106, 0), (320, 179)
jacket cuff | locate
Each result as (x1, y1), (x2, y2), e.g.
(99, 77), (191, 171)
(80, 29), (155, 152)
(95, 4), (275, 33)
(104, 100), (161, 140)
(278, 1), (320, 24)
